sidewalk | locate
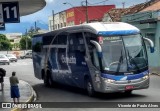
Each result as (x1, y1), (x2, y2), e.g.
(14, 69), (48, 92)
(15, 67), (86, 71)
(0, 77), (34, 111)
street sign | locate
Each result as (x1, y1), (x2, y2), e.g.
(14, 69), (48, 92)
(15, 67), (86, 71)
(1, 2), (20, 23)
(0, 22), (5, 30)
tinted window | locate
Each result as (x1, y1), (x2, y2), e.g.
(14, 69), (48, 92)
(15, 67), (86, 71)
(43, 36), (58, 45)
(32, 37), (42, 52)
(57, 32), (68, 45)
(69, 32), (85, 52)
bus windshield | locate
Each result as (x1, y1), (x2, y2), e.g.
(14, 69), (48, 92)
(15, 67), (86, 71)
(101, 34), (148, 73)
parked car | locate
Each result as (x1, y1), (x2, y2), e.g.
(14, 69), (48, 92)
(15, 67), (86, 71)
(0, 54), (10, 65)
(6, 54), (18, 62)
(20, 52), (32, 59)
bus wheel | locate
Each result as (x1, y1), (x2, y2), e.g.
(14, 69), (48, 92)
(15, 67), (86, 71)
(86, 79), (95, 97)
(124, 90), (132, 95)
(44, 74), (52, 87)
(44, 74), (49, 87)
(48, 75), (53, 87)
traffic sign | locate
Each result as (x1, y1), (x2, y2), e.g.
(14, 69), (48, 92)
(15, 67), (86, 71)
(0, 22), (5, 30)
(1, 2), (20, 23)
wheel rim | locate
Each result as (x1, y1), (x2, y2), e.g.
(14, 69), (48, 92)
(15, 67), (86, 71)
(87, 81), (93, 95)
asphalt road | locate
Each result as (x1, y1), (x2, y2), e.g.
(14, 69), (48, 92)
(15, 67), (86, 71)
(1, 59), (160, 111)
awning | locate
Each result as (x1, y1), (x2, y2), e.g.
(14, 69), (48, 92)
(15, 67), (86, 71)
(0, 0), (46, 16)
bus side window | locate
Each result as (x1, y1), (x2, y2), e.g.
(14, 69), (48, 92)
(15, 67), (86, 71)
(43, 35), (58, 45)
(92, 48), (100, 69)
(84, 32), (99, 68)
(69, 32), (85, 53)
(57, 32), (68, 45)
(32, 37), (42, 52)
(84, 32), (97, 51)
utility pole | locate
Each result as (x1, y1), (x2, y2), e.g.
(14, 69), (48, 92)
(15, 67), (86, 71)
(86, 0), (89, 23)
(25, 29), (28, 51)
(122, 2), (125, 8)
(52, 10), (55, 30)
(34, 21), (37, 32)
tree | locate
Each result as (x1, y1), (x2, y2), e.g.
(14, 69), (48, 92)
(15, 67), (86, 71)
(27, 26), (41, 38)
(0, 34), (12, 50)
(19, 35), (31, 50)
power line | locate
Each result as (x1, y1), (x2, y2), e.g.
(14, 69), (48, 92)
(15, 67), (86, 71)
(88, 0), (109, 5)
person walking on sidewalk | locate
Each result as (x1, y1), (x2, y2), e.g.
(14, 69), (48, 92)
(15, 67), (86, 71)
(9, 71), (20, 104)
(0, 68), (6, 91)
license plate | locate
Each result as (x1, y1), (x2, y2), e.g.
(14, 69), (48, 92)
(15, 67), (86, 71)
(125, 85), (134, 90)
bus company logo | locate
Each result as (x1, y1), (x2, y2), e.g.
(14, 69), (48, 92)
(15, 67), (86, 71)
(61, 55), (76, 64)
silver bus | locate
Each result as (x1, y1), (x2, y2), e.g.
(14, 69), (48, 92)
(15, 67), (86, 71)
(32, 22), (154, 96)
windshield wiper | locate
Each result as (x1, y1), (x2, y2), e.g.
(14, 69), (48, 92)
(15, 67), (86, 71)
(116, 49), (123, 74)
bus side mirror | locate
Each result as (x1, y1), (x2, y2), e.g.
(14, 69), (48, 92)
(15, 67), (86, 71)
(150, 47), (154, 53)
(90, 40), (103, 58)
(143, 37), (154, 53)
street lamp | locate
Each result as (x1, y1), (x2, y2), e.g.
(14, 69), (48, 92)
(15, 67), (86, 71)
(63, 2), (88, 23)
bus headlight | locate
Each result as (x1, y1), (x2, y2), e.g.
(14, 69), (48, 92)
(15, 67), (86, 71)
(105, 79), (115, 83)
(142, 75), (149, 80)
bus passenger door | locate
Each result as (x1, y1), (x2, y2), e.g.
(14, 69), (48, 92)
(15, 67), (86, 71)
(68, 32), (89, 88)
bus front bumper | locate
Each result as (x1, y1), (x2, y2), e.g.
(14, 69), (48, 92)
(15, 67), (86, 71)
(99, 77), (149, 93)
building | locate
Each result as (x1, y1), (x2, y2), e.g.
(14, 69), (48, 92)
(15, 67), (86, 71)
(48, 5), (115, 31)
(5, 33), (22, 50)
(102, 0), (159, 22)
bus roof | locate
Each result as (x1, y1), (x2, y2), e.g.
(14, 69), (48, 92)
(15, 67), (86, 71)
(33, 22), (140, 37)
(84, 22), (140, 36)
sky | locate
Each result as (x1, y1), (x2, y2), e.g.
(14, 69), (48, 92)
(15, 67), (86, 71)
(0, 0), (148, 34)
(20, 0), (148, 24)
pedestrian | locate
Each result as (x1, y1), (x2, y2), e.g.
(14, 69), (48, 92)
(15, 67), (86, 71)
(9, 71), (20, 104)
(0, 68), (6, 91)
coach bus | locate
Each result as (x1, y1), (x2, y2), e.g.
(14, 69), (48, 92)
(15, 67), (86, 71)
(32, 22), (154, 96)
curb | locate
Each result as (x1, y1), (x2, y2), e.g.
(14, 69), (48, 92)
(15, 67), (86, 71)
(150, 73), (160, 76)
(11, 80), (35, 111)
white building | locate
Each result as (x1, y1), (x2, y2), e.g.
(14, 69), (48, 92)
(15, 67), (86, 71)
(48, 11), (67, 31)
(5, 33), (22, 50)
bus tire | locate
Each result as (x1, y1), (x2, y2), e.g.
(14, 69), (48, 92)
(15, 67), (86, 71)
(48, 75), (54, 87)
(124, 90), (132, 95)
(86, 78), (95, 97)
(44, 73), (53, 87)
(44, 74), (50, 87)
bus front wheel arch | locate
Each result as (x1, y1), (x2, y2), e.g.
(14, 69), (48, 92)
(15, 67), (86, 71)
(85, 77), (96, 97)
(124, 90), (132, 95)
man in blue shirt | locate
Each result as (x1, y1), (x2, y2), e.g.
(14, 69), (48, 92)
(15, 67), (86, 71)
(9, 71), (20, 104)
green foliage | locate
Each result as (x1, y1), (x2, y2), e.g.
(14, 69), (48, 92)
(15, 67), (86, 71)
(19, 35), (31, 50)
(0, 34), (12, 50)
(27, 26), (41, 38)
